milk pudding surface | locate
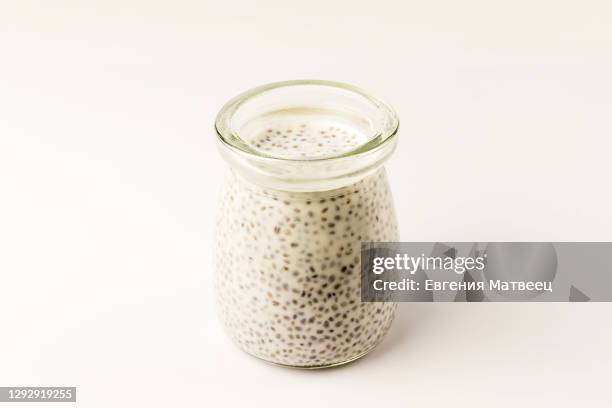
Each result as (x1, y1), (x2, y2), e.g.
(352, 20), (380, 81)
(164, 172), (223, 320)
(241, 108), (373, 160)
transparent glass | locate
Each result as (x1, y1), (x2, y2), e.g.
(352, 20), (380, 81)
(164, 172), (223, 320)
(214, 80), (400, 368)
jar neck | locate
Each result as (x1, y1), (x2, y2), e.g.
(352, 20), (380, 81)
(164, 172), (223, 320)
(227, 167), (389, 203)
(217, 135), (398, 193)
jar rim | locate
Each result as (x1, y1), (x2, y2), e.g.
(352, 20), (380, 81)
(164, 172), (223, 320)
(214, 79), (400, 163)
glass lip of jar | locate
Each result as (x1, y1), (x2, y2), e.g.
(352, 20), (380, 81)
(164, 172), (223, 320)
(214, 79), (400, 163)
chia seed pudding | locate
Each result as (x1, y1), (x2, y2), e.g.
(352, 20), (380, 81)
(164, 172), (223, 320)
(214, 81), (399, 368)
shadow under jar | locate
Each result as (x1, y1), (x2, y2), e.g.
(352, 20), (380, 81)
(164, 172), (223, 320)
(214, 80), (400, 368)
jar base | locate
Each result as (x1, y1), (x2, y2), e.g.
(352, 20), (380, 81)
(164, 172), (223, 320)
(237, 340), (384, 370)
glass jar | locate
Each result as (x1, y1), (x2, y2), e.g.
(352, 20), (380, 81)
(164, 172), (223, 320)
(214, 80), (400, 368)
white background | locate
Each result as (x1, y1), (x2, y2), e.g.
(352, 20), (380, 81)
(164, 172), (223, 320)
(1, 1), (611, 406)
